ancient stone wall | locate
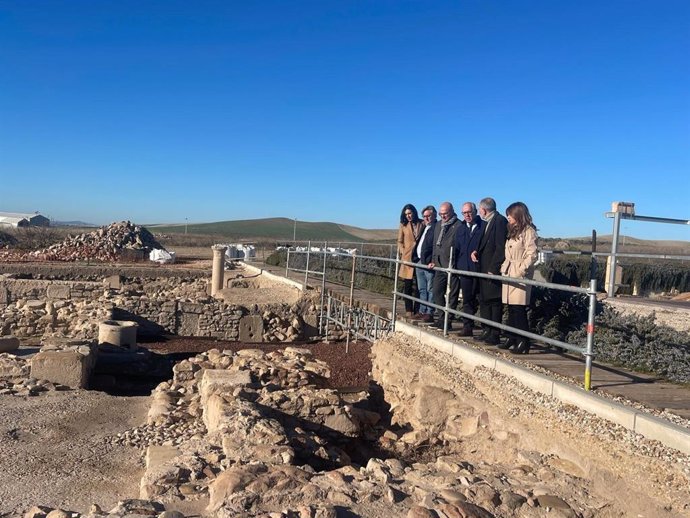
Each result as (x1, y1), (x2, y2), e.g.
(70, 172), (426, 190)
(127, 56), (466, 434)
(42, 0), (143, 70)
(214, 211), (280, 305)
(0, 278), (103, 305)
(0, 263), (208, 281)
(0, 275), (305, 342)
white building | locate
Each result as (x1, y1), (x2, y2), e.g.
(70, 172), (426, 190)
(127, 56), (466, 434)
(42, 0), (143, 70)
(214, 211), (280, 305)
(0, 212), (50, 228)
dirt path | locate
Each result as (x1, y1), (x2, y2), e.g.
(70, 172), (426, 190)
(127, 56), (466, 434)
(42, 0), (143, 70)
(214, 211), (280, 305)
(0, 391), (149, 516)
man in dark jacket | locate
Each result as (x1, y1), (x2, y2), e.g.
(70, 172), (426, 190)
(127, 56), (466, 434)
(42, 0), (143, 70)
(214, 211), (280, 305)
(454, 202), (484, 336)
(429, 201), (461, 329)
(414, 205), (437, 322)
(471, 197), (508, 345)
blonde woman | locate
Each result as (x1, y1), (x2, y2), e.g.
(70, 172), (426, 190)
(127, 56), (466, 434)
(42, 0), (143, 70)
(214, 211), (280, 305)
(397, 203), (423, 318)
(499, 202), (538, 354)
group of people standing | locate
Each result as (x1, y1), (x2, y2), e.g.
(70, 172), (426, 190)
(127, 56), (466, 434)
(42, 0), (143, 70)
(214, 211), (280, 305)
(397, 198), (538, 354)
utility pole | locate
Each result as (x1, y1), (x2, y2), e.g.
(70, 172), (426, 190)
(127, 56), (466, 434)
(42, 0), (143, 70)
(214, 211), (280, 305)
(185, 218), (188, 235)
(293, 218), (297, 242)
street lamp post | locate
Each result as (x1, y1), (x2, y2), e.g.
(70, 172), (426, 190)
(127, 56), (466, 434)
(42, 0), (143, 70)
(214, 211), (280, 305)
(185, 218), (188, 235)
(293, 218), (297, 242)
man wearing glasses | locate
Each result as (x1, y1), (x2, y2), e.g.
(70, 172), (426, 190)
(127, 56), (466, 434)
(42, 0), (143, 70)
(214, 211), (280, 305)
(428, 201), (461, 329)
(414, 205), (437, 322)
(454, 202), (485, 336)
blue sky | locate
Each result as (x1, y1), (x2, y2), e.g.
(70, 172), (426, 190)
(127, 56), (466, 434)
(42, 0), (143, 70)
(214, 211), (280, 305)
(1, 0), (688, 240)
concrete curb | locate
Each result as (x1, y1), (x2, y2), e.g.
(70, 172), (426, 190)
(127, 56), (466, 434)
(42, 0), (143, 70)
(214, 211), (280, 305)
(242, 263), (304, 291)
(395, 321), (690, 455)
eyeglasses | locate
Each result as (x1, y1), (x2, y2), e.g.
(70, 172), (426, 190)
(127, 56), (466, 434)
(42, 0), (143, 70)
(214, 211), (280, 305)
(439, 212), (449, 217)
(461, 211), (473, 215)
(423, 214), (433, 218)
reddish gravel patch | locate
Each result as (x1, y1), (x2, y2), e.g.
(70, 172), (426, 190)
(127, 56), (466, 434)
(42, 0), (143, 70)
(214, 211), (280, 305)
(141, 336), (372, 389)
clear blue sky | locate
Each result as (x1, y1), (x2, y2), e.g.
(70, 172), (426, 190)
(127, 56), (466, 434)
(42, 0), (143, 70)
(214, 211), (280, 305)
(1, 0), (688, 240)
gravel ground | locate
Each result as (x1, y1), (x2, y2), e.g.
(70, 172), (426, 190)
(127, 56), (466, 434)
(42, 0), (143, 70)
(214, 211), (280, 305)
(0, 390), (148, 516)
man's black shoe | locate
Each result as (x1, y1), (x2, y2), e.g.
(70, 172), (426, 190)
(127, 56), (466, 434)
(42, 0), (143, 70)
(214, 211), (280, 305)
(497, 338), (516, 350)
(458, 327), (473, 337)
(484, 335), (501, 346)
(478, 331), (492, 342)
(431, 320), (453, 331)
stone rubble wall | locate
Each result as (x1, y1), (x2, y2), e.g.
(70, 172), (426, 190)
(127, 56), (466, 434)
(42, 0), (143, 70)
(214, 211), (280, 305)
(0, 263), (208, 281)
(0, 276), (306, 342)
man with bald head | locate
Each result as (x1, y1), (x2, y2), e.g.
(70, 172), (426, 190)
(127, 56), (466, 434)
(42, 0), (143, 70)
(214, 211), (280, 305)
(454, 201), (484, 336)
(428, 201), (461, 329)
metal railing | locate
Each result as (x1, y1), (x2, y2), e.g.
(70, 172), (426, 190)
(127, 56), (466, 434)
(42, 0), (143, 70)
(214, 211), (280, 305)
(390, 253), (597, 389)
(285, 246), (599, 391)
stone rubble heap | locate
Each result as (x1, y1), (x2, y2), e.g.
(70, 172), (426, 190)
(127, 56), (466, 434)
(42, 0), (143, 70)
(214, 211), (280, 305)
(261, 310), (301, 342)
(28, 221), (163, 262)
(107, 345), (596, 518)
(6, 337), (651, 517)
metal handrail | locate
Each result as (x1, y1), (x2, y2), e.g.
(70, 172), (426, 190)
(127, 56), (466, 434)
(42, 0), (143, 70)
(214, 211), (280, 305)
(286, 247), (599, 390)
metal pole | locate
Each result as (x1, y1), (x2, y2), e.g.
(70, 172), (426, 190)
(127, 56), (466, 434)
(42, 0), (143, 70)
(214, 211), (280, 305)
(304, 240), (311, 289)
(325, 295), (331, 343)
(392, 253), (400, 331)
(584, 279), (597, 391)
(285, 249), (290, 278)
(590, 230), (597, 285)
(346, 251), (357, 353)
(443, 247), (454, 336)
(293, 218), (297, 242)
(608, 211), (621, 297)
(319, 241), (327, 334)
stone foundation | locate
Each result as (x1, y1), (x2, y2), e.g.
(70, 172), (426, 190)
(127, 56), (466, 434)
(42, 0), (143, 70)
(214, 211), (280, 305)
(0, 268), (315, 343)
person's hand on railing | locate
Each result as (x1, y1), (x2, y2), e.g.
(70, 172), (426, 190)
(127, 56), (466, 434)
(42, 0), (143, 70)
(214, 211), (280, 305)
(428, 262), (435, 270)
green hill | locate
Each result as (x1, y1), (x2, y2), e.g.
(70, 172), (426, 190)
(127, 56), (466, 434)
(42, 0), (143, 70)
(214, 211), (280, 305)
(147, 218), (394, 242)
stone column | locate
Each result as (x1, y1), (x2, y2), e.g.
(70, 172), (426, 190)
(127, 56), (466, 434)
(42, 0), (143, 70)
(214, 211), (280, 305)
(211, 245), (227, 297)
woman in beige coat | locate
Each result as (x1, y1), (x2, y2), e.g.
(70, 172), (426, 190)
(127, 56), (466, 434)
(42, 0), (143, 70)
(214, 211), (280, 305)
(499, 202), (538, 354)
(397, 203), (423, 318)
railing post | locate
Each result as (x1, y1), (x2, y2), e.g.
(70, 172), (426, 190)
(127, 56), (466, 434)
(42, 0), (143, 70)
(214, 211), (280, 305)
(392, 254), (400, 331)
(346, 251), (357, 353)
(304, 240), (311, 289)
(584, 278), (597, 391)
(443, 248), (454, 336)
(607, 211), (621, 297)
(319, 241), (327, 335)
(325, 294), (331, 343)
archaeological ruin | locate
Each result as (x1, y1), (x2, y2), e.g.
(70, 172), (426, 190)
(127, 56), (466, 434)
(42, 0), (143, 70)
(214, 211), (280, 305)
(0, 222), (689, 518)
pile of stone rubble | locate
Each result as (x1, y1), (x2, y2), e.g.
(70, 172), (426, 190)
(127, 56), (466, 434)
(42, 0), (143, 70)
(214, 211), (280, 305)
(5, 338), (666, 517)
(6, 221), (164, 262)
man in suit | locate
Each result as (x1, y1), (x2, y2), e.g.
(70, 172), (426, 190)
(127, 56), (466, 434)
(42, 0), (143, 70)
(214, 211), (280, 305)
(414, 205), (437, 322)
(429, 201), (461, 329)
(454, 202), (484, 336)
(471, 197), (508, 345)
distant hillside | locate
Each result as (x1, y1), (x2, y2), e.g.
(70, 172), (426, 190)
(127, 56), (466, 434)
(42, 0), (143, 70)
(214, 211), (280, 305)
(147, 218), (396, 243)
(542, 234), (690, 254)
(53, 220), (97, 227)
